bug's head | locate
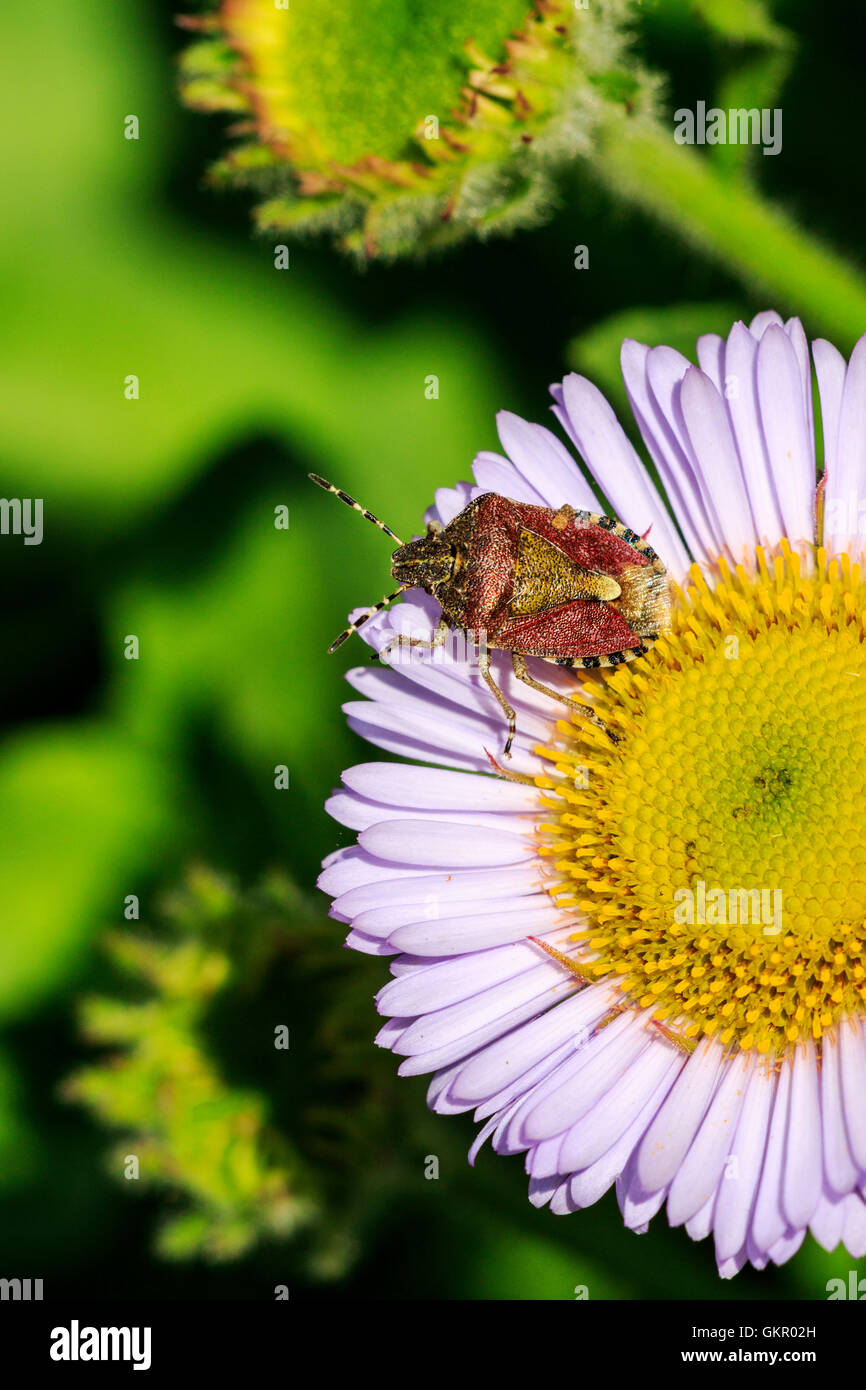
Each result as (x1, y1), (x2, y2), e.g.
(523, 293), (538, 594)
(391, 534), (457, 592)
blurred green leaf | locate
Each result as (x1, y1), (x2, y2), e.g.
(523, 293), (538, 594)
(712, 49), (793, 178)
(0, 2), (503, 520)
(0, 1048), (37, 1190)
(0, 0), (504, 1026)
(454, 1207), (632, 1299)
(66, 867), (318, 1264)
(106, 492), (373, 873)
(693, 0), (789, 46)
(785, 1233), (866, 1300)
(0, 726), (178, 1021)
(568, 300), (744, 412)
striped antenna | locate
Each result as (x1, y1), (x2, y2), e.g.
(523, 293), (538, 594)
(309, 473), (403, 545)
(328, 587), (407, 652)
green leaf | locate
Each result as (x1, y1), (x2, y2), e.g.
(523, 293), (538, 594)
(0, 727), (178, 1020)
(786, 1233), (866, 1300)
(710, 50), (793, 178)
(568, 301), (745, 413)
(67, 871), (318, 1263)
(693, 0), (790, 47)
(0, 1049), (37, 1190)
(454, 1207), (632, 1299)
(0, 2), (504, 520)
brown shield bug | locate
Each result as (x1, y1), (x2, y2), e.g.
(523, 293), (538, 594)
(310, 474), (671, 754)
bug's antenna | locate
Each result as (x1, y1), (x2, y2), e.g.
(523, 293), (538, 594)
(309, 474), (403, 545)
(328, 587), (407, 652)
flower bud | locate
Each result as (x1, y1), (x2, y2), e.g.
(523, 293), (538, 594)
(178, 0), (655, 260)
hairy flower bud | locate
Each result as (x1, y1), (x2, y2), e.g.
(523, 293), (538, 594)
(178, 0), (655, 260)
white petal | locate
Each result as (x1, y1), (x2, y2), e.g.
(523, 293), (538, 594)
(318, 847), (430, 898)
(327, 789), (536, 833)
(755, 325), (815, 544)
(784, 319), (815, 449)
(666, 1053), (752, 1227)
(750, 1057), (792, 1253)
(620, 338), (712, 562)
(389, 901), (561, 955)
(394, 986), (574, 1077)
(713, 1064), (776, 1263)
(391, 960), (568, 1056)
(696, 333), (725, 393)
(809, 1194), (845, 1253)
(565, 1057), (682, 1210)
(331, 862), (540, 917)
(841, 1192), (866, 1258)
(768, 1228), (806, 1265)
(556, 374), (689, 570)
(341, 762), (539, 812)
(839, 1018), (866, 1166)
(454, 988), (609, 1108)
(355, 892), (550, 942)
(781, 1042), (822, 1228)
(723, 321), (784, 541)
(684, 1190), (716, 1242)
(820, 1035), (859, 1195)
(472, 450), (547, 505)
(428, 483), (475, 527)
(634, 1038), (723, 1191)
(558, 1035), (677, 1171)
(358, 818), (534, 868)
(678, 366), (755, 557)
(646, 345), (724, 557)
(496, 410), (597, 509)
(521, 1011), (650, 1142)
(618, 1160), (669, 1230)
(813, 337), (847, 552)
(832, 334), (866, 557)
(750, 310), (785, 337)
(377, 940), (545, 1015)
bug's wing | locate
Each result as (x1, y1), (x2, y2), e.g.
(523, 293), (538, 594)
(509, 503), (655, 576)
(496, 506), (670, 649)
(494, 598), (643, 660)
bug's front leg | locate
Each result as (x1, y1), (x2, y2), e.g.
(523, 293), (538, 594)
(510, 652), (615, 742)
(379, 617), (450, 662)
(477, 648), (517, 758)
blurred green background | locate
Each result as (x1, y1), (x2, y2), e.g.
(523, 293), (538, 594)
(1, 0), (865, 1299)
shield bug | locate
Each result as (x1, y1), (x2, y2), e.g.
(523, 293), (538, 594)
(309, 474), (670, 754)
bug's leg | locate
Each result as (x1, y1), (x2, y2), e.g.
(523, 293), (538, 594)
(379, 617), (449, 662)
(527, 935), (593, 983)
(649, 1019), (697, 1055)
(483, 748), (538, 786)
(477, 648), (517, 758)
(550, 503), (578, 532)
(426, 519), (444, 536)
(510, 652), (614, 741)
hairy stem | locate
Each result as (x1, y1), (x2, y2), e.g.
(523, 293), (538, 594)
(595, 121), (866, 347)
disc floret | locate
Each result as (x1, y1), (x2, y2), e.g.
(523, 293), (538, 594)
(537, 544), (866, 1058)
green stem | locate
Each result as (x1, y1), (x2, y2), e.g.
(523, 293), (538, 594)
(595, 121), (866, 348)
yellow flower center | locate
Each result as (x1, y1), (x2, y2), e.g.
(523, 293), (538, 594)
(535, 543), (866, 1058)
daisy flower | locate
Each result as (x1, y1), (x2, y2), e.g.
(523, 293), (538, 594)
(318, 310), (866, 1277)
